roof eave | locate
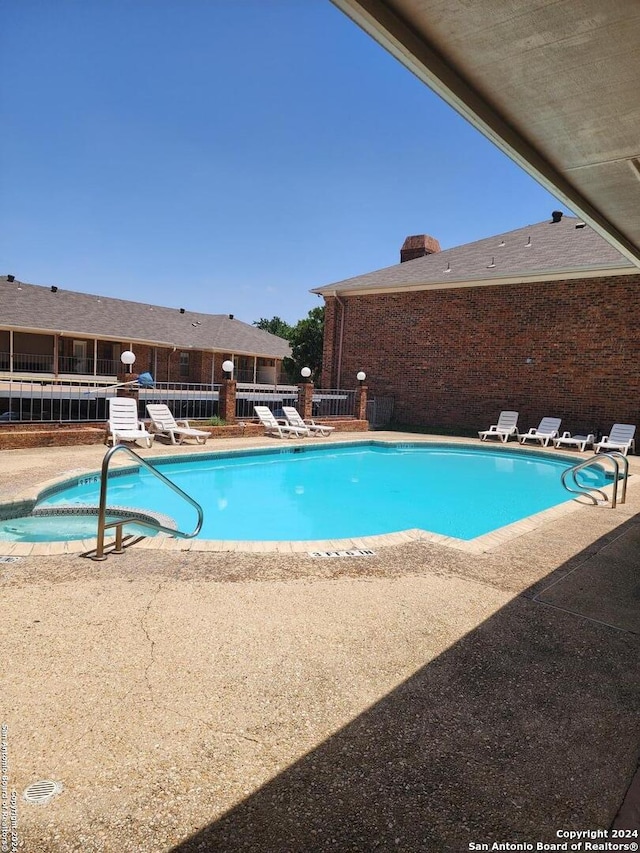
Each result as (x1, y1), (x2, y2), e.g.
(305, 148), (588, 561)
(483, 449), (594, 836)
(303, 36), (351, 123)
(0, 324), (290, 358)
(312, 265), (638, 297)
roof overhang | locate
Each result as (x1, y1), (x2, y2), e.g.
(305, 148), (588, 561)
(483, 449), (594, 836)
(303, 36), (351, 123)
(330, 0), (640, 267)
(316, 265), (639, 298)
(0, 325), (288, 359)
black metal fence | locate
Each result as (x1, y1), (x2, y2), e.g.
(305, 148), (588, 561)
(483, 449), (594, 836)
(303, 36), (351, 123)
(0, 379), (359, 424)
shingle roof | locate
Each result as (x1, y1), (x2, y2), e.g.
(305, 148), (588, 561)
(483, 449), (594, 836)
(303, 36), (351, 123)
(311, 216), (636, 295)
(0, 278), (291, 358)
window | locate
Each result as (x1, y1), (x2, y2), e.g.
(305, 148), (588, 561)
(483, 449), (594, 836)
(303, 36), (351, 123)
(179, 352), (190, 378)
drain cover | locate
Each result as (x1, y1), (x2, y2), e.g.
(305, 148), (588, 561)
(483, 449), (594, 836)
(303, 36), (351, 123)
(308, 549), (376, 558)
(0, 556), (22, 563)
(23, 780), (62, 805)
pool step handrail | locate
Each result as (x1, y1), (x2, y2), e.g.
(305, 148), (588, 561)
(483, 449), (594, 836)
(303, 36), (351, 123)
(93, 443), (204, 560)
(561, 451), (629, 508)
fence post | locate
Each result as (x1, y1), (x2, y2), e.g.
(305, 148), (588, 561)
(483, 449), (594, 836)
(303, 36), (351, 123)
(354, 384), (368, 420)
(219, 378), (237, 424)
(298, 381), (314, 420)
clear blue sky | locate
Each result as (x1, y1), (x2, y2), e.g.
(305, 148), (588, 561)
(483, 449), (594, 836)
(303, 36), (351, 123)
(1, 0), (569, 325)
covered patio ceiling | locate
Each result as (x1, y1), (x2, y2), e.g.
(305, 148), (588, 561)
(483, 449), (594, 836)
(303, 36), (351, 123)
(331, 0), (640, 266)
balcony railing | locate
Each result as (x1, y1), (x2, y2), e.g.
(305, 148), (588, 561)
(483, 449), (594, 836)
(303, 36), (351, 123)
(58, 356), (121, 376)
(0, 352), (121, 376)
(0, 352), (55, 373)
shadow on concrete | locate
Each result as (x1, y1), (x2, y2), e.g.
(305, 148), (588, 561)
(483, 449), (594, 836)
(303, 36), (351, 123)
(170, 518), (640, 852)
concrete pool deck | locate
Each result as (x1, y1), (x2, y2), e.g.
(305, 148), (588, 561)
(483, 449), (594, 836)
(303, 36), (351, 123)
(0, 432), (639, 851)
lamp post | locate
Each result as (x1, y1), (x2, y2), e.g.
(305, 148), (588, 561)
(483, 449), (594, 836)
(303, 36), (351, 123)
(355, 370), (368, 421)
(117, 350), (138, 400)
(298, 367), (314, 420)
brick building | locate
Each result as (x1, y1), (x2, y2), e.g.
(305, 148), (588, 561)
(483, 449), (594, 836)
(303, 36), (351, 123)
(313, 214), (640, 435)
(1, 276), (290, 385)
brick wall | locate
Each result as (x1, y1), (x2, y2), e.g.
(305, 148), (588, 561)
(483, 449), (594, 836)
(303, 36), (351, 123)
(322, 297), (339, 388)
(0, 419), (369, 450)
(321, 274), (640, 435)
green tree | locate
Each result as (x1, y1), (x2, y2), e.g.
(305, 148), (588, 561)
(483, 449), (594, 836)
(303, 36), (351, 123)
(252, 316), (293, 340)
(283, 306), (325, 383)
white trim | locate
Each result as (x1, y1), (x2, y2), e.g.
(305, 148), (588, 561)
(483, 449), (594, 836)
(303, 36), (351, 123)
(315, 265), (639, 298)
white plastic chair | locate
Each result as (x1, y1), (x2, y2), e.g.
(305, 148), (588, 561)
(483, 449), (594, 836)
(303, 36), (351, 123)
(593, 424), (636, 456)
(108, 397), (153, 448)
(146, 404), (209, 445)
(254, 406), (309, 439)
(519, 417), (562, 447)
(553, 432), (595, 452)
(282, 406), (335, 437)
(478, 411), (519, 443)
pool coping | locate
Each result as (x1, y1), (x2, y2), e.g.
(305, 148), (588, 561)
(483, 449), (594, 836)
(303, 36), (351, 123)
(0, 437), (634, 557)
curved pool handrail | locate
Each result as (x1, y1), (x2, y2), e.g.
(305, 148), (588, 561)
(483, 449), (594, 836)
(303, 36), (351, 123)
(93, 443), (204, 560)
(561, 451), (628, 508)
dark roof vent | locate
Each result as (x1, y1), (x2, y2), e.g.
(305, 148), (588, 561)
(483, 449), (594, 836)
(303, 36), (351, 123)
(51, 286), (58, 293)
(551, 210), (563, 223)
(228, 314), (234, 320)
(179, 308), (185, 314)
(7, 275), (15, 282)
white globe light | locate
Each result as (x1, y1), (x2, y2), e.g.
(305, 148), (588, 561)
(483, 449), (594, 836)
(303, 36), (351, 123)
(120, 350), (136, 366)
(222, 360), (234, 374)
(301, 367), (312, 379)
(356, 371), (366, 382)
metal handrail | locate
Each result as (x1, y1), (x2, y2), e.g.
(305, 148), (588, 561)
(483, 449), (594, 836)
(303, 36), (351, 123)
(561, 451), (629, 508)
(92, 444), (204, 560)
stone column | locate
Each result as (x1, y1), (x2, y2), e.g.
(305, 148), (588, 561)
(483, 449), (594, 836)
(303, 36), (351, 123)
(219, 378), (237, 424)
(354, 384), (368, 421)
(298, 382), (314, 420)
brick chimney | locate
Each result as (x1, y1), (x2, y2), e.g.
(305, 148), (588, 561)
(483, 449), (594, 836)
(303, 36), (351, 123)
(400, 234), (441, 263)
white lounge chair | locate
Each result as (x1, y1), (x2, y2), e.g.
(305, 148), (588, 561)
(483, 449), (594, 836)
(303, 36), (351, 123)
(553, 432), (595, 452)
(519, 417), (562, 447)
(146, 404), (209, 445)
(478, 411), (519, 443)
(107, 397), (153, 448)
(254, 406), (309, 439)
(593, 424), (636, 456)
(282, 406), (335, 437)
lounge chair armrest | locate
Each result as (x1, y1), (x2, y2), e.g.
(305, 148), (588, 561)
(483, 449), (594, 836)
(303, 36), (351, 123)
(175, 419), (190, 427)
(560, 431), (571, 438)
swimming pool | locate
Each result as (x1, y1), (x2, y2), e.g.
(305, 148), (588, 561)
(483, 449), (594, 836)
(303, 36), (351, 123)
(32, 442), (608, 542)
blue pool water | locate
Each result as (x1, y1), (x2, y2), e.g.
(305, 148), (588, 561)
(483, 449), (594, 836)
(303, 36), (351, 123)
(34, 443), (609, 542)
(0, 514), (154, 542)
